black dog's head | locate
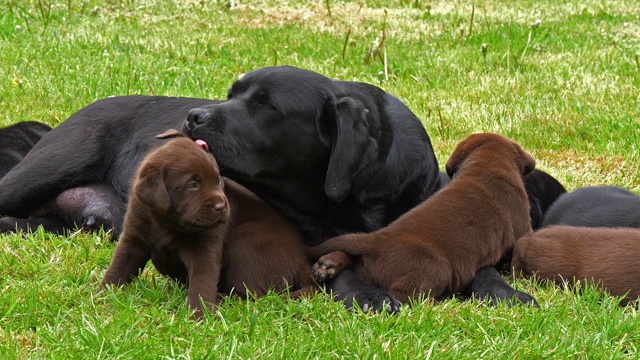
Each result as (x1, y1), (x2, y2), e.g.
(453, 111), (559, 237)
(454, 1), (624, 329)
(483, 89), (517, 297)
(182, 66), (378, 203)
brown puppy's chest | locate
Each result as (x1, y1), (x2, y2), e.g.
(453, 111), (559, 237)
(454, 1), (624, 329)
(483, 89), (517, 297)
(144, 219), (228, 284)
(150, 245), (188, 283)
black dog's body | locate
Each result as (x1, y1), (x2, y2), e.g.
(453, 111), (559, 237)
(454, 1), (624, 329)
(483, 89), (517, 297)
(0, 184), (126, 236)
(0, 121), (51, 179)
(542, 186), (640, 228)
(0, 66), (533, 310)
(184, 68), (440, 246)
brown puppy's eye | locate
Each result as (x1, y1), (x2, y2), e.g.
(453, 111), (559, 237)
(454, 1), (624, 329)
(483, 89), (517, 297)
(186, 181), (199, 191)
(217, 177), (223, 186)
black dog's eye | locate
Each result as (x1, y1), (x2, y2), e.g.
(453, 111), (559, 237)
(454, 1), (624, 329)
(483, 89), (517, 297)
(185, 181), (199, 191)
(254, 90), (271, 107)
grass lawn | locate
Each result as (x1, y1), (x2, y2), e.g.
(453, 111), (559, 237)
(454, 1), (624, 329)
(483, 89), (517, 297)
(1, 0), (639, 358)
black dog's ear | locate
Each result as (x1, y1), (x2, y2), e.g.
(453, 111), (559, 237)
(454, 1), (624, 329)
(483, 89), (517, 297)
(316, 97), (337, 147)
(323, 96), (378, 202)
(134, 166), (171, 214)
(156, 129), (186, 140)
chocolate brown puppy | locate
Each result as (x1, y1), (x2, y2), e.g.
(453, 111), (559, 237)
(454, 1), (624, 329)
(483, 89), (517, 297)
(512, 226), (640, 304)
(101, 129), (230, 318)
(102, 130), (314, 318)
(310, 133), (535, 303)
(219, 180), (315, 300)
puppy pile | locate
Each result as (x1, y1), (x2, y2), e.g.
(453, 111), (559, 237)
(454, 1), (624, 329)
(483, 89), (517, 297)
(2, 66), (638, 317)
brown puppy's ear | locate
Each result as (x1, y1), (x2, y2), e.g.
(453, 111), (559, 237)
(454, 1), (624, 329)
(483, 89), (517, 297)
(156, 129), (186, 140)
(445, 156), (459, 179)
(445, 136), (479, 178)
(322, 96), (378, 202)
(517, 146), (536, 176)
(134, 166), (171, 214)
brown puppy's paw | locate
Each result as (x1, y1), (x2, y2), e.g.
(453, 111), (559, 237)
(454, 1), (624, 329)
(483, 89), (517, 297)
(312, 251), (350, 282)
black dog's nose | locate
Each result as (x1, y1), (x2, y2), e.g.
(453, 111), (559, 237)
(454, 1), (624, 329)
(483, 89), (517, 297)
(186, 108), (211, 129)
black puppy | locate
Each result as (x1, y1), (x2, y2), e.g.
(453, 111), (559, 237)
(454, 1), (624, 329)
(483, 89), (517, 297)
(0, 121), (51, 179)
(524, 169), (566, 229)
(542, 186), (640, 228)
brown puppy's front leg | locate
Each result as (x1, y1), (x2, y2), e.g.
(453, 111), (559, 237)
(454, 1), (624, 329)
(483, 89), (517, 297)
(101, 236), (151, 288)
(180, 246), (223, 319)
(312, 251), (354, 283)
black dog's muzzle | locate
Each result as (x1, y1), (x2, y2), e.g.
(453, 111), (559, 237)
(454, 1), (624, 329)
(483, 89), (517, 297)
(184, 108), (211, 130)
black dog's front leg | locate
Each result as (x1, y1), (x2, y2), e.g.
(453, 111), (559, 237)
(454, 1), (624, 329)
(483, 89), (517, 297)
(465, 266), (539, 307)
(325, 269), (400, 313)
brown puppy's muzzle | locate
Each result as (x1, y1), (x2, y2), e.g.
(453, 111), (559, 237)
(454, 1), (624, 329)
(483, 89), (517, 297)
(199, 193), (229, 226)
(208, 196), (227, 219)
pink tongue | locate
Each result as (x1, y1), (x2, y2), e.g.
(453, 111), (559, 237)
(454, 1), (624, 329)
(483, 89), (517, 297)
(195, 139), (209, 151)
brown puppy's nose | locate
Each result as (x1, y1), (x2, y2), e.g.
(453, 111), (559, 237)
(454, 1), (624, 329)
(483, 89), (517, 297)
(186, 108), (211, 128)
(211, 199), (226, 212)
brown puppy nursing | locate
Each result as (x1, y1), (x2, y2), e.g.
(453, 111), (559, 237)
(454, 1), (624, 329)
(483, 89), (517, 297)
(512, 226), (640, 304)
(309, 133), (535, 304)
(101, 130), (313, 318)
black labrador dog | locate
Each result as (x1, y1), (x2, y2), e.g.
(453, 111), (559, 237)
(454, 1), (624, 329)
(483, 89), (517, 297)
(0, 65), (534, 310)
(0, 121), (51, 179)
(542, 186), (640, 228)
(182, 66), (536, 309)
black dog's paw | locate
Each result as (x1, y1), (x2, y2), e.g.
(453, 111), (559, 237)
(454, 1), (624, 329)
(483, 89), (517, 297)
(510, 288), (540, 308)
(325, 269), (400, 314)
(466, 266), (540, 308)
(474, 287), (540, 308)
(342, 287), (401, 314)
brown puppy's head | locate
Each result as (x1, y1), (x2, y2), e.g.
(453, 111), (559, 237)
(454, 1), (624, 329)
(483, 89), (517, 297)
(445, 133), (535, 179)
(133, 129), (229, 231)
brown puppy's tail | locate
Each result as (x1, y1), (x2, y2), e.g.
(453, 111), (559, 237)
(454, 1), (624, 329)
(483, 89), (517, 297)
(307, 232), (377, 260)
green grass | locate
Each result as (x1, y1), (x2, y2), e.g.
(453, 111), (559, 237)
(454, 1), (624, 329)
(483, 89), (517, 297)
(1, 0), (639, 358)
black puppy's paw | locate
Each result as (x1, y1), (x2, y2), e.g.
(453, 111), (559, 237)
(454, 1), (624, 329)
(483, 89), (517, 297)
(325, 270), (401, 314)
